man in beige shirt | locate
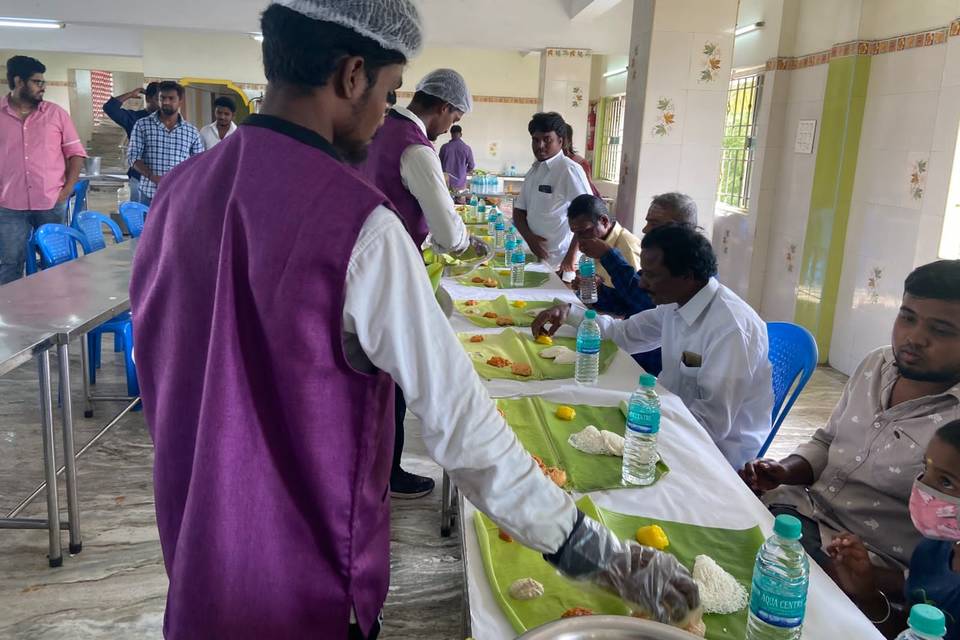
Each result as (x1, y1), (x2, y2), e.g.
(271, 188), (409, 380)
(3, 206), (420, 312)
(740, 260), (960, 572)
(566, 193), (642, 287)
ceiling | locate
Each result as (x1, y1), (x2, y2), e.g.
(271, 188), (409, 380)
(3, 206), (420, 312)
(0, 0), (634, 55)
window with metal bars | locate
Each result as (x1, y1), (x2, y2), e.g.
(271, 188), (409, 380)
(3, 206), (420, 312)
(717, 74), (763, 209)
(595, 95), (626, 183)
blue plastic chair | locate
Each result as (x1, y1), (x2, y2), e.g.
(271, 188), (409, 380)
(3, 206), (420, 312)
(119, 201), (148, 238)
(66, 179), (90, 226)
(33, 223), (92, 267)
(72, 210), (124, 251)
(760, 322), (819, 457)
(32, 224), (139, 398)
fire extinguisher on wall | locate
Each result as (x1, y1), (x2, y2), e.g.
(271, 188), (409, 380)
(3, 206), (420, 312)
(586, 103), (597, 157)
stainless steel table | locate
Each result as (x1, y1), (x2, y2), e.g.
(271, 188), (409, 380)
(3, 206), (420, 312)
(0, 240), (139, 565)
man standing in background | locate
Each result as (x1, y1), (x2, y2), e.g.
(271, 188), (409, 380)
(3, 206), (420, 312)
(127, 81), (203, 206)
(0, 55), (86, 284)
(438, 124), (474, 189)
(103, 82), (160, 202)
(199, 96), (238, 150)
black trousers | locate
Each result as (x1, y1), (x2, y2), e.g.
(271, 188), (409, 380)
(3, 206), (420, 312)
(392, 383), (405, 475)
(768, 504), (831, 569)
(348, 618), (381, 640)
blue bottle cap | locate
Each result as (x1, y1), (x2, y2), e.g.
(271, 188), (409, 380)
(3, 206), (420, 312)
(639, 373), (657, 388)
(512, 251), (526, 264)
(773, 514), (803, 541)
(908, 604), (946, 637)
(584, 310), (597, 319)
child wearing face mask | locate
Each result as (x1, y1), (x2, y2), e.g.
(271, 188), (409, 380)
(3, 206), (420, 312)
(829, 419), (960, 638)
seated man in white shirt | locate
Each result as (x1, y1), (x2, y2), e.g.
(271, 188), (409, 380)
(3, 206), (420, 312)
(532, 224), (773, 468)
(513, 111), (593, 277)
(199, 96), (238, 150)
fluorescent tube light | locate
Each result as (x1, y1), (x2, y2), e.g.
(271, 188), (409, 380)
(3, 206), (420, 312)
(250, 32), (263, 42)
(603, 67), (627, 78)
(0, 17), (64, 30)
(735, 21), (764, 37)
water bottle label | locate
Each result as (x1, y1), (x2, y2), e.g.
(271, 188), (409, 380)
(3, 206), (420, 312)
(580, 260), (596, 277)
(626, 406), (660, 434)
(749, 577), (806, 628)
(576, 336), (601, 355)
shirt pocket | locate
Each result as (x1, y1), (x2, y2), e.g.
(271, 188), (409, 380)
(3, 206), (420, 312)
(870, 429), (924, 498)
(677, 361), (702, 401)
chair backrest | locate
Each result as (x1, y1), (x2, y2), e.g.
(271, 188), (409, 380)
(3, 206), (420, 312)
(119, 201), (148, 238)
(33, 223), (92, 268)
(67, 179), (90, 225)
(760, 321), (819, 457)
(73, 210), (124, 251)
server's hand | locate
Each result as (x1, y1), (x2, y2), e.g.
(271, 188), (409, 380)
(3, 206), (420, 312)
(545, 514), (699, 625)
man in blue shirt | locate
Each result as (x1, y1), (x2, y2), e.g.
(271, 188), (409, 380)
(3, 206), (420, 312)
(103, 82), (159, 203)
(573, 192), (698, 375)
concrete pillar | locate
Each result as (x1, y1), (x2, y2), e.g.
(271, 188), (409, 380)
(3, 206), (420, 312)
(616, 0), (740, 236)
(539, 47), (593, 153)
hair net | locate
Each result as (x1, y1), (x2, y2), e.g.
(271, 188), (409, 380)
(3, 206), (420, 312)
(416, 68), (473, 113)
(273, 0), (423, 60)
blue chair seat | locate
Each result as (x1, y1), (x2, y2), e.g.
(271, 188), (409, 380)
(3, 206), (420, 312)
(760, 322), (819, 457)
(119, 201), (148, 238)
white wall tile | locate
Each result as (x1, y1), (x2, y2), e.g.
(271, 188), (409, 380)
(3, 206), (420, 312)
(854, 148), (908, 207)
(868, 46), (947, 97)
(784, 65), (828, 104)
(932, 85), (960, 152)
(642, 92), (687, 145)
(637, 144), (683, 194)
(687, 33), (734, 89)
(653, 0), (739, 34)
(920, 150), (952, 219)
(760, 231), (803, 321)
(682, 89), (728, 145)
(678, 144), (723, 199)
(646, 31), (695, 92)
(940, 37), (960, 88)
(869, 91), (939, 151)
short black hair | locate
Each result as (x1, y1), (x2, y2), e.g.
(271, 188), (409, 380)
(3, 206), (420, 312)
(450, 125), (462, 135)
(905, 260), (960, 302)
(528, 111), (567, 137)
(144, 82), (161, 99)
(6, 55), (45, 90)
(158, 80), (184, 99)
(936, 420), (960, 453)
(567, 194), (612, 224)
(410, 90), (447, 111)
(561, 123), (577, 155)
(214, 96), (237, 113)
(261, 4), (406, 91)
(640, 223), (718, 281)
(651, 192), (698, 226)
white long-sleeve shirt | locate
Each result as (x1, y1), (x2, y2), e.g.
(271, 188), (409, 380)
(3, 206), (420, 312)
(343, 205), (577, 552)
(567, 278), (773, 468)
(393, 105), (469, 254)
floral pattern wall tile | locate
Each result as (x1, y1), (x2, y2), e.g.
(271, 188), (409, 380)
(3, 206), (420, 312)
(571, 86), (584, 108)
(866, 266), (883, 304)
(785, 242), (798, 273)
(651, 97), (677, 137)
(906, 152), (929, 207)
(699, 41), (722, 83)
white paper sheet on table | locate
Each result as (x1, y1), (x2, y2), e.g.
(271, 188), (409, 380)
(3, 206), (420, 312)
(439, 268), (883, 640)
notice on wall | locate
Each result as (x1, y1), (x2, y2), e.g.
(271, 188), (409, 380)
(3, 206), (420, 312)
(795, 119), (817, 154)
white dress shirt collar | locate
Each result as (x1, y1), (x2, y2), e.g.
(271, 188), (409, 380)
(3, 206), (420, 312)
(536, 149), (566, 169)
(677, 278), (720, 327)
(391, 105), (428, 138)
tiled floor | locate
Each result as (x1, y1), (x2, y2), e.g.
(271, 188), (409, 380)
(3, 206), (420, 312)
(0, 331), (847, 638)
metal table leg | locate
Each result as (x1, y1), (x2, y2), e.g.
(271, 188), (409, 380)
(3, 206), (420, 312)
(36, 350), (62, 567)
(57, 341), (82, 554)
(440, 470), (457, 537)
(80, 336), (93, 418)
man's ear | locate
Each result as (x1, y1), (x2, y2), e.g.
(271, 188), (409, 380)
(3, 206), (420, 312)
(334, 55), (369, 100)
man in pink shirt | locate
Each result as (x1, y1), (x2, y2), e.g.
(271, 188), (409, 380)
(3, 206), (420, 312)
(0, 55), (87, 284)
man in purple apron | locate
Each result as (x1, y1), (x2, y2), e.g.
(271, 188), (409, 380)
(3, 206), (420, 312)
(130, 2), (699, 638)
(439, 124), (475, 189)
(360, 68), (483, 499)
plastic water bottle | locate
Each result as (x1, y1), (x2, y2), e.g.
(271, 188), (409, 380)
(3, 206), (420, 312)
(621, 373), (660, 485)
(575, 310), (601, 385)
(502, 238), (516, 267)
(578, 255), (598, 304)
(494, 219), (505, 252)
(746, 515), (810, 640)
(510, 248), (526, 287)
(895, 605), (947, 640)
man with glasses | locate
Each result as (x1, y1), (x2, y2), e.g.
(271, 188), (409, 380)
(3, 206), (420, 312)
(0, 55), (87, 285)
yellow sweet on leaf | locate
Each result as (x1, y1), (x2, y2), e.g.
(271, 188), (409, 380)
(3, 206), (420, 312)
(635, 524), (669, 550)
(555, 405), (576, 421)
(535, 334), (553, 345)
(512, 300), (528, 308)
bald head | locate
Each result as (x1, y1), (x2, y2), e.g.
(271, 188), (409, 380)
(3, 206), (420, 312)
(642, 192), (698, 234)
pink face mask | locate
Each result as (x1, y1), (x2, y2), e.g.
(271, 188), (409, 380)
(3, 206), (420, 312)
(910, 478), (960, 541)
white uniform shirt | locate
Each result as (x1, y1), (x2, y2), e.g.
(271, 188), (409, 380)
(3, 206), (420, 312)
(199, 121), (237, 150)
(393, 105), (469, 254)
(515, 150), (592, 268)
(567, 278), (773, 468)
(343, 206), (577, 552)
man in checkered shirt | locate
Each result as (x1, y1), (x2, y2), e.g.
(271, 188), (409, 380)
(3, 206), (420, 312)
(127, 81), (204, 206)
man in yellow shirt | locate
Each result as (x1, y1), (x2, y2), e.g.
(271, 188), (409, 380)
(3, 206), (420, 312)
(567, 195), (643, 286)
